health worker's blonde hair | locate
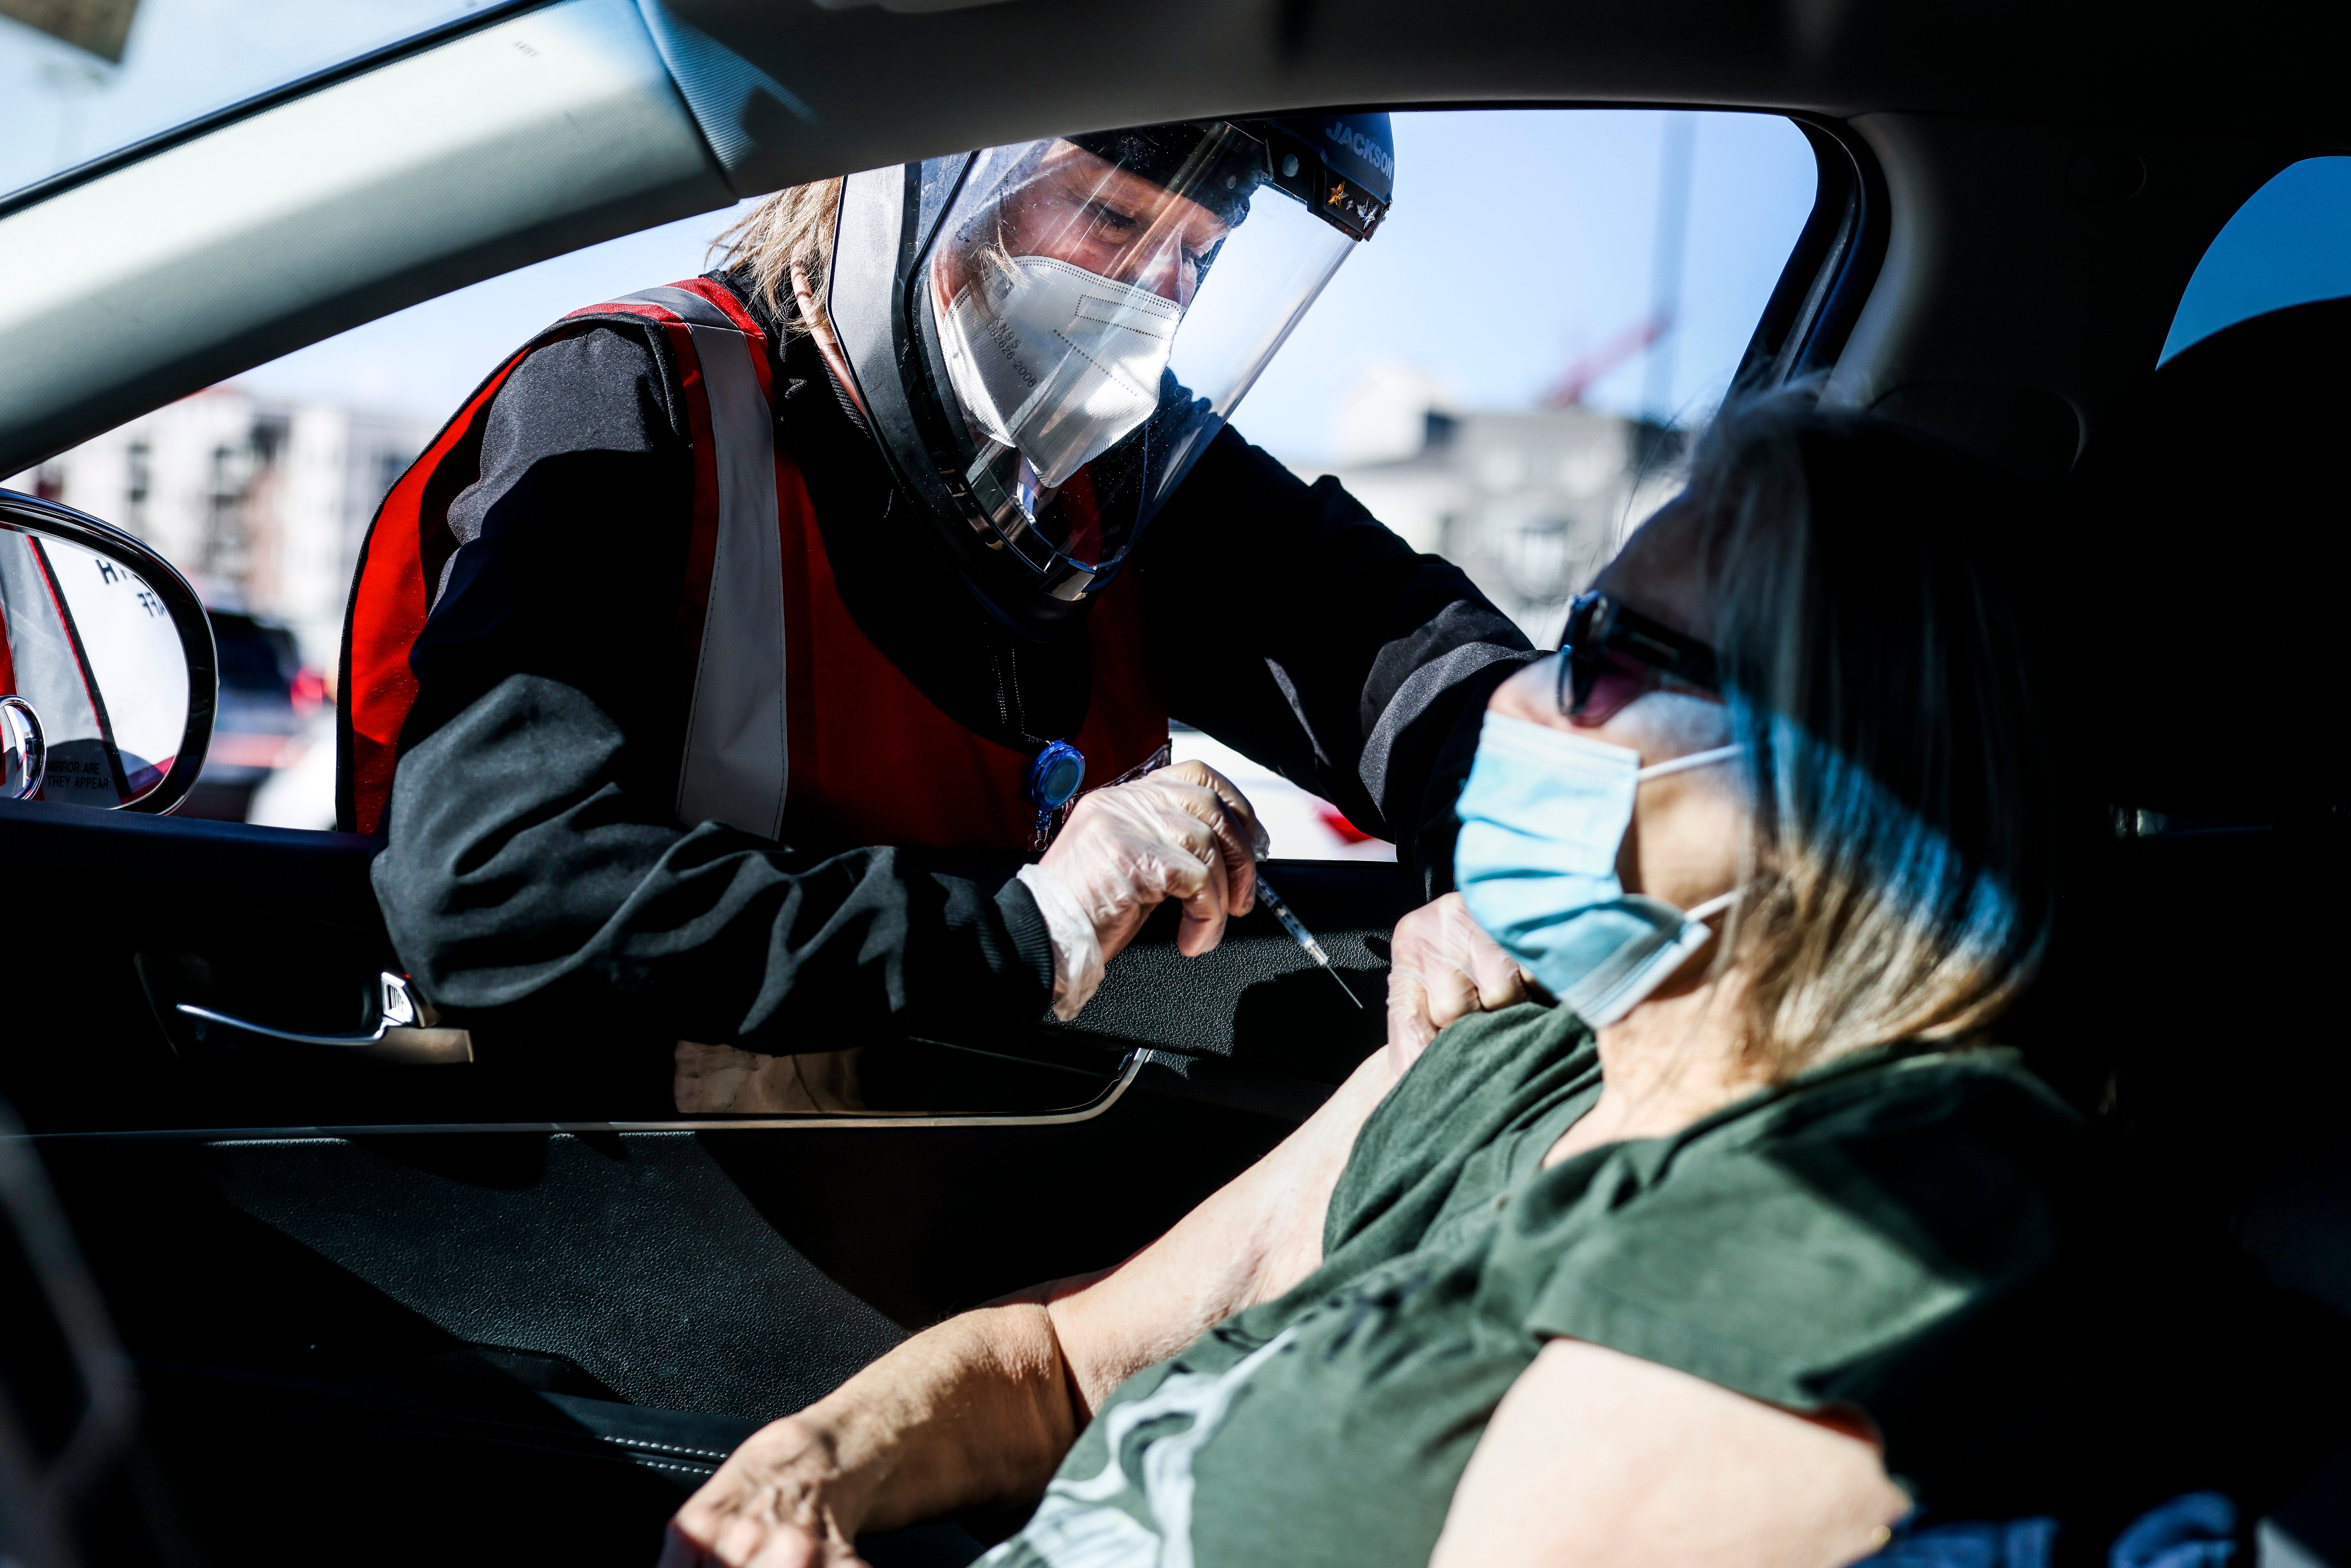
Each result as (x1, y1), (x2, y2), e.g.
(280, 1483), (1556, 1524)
(709, 178), (843, 332)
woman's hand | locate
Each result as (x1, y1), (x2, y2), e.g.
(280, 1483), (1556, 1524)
(658, 1415), (867, 1568)
(660, 1303), (1080, 1567)
(1036, 760), (1265, 962)
(1385, 893), (1533, 1073)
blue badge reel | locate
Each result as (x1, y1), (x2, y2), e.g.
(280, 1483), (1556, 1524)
(1026, 740), (1086, 848)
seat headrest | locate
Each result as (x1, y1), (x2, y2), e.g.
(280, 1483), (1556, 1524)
(2059, 297), (2351, 824)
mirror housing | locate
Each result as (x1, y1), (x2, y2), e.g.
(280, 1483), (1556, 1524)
(0, 490), (217, 815)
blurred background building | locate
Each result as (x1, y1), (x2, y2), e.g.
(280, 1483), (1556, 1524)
(7, 385), (425, 670)
(1290, 363), (1681, 649)
(5, 388), (429, 824)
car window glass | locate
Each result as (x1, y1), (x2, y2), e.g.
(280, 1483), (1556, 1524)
(1175, 110), (1813, 858)
(2162, 157), (2351, 364)
(4, 108), (1816, 853)
(0, 0), (497, 203)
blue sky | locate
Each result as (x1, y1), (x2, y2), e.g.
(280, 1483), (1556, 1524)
(1238, 111), (1816, 456)
(242, 109), (1821, 462)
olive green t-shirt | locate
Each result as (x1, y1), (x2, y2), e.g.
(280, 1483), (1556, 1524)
(981, 1001), (2097, 1568)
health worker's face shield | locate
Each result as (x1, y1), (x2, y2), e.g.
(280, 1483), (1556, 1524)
(827, 116), (1392, 631)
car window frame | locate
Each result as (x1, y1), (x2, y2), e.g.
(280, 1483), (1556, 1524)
(0, 0), (558, 225)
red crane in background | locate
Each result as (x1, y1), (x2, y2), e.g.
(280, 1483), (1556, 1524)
(1540, 311), (1672, 409)
(1548, 112), (1697, 417)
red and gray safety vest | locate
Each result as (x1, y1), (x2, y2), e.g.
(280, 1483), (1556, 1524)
(341, 276), (1167, 846)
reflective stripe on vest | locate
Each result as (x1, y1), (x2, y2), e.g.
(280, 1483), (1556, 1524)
(340, 277), (789, 838)
(610, 285), (789, 839)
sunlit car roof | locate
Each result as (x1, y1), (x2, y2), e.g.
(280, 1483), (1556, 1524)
(0, 0), (503, 202)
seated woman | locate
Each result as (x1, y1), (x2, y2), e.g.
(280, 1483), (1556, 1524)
(661, 398), (2088, 1567)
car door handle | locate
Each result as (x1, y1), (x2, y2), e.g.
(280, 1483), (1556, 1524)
(175, 972), (473, 1064)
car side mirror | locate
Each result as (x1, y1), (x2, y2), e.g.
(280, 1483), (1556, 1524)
(0, 490), (216, 814)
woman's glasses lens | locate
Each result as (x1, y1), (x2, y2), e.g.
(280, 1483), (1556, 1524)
(1558, 592), (1606, 717)
(1556, 590), (1722, 720)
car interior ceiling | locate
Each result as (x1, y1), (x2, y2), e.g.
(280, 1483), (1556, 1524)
(4, 0), (2351, 1561)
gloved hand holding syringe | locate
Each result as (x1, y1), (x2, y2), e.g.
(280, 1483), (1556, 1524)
(1113, 747), (1363, 1009)
(1027, 749), (1364, 1018)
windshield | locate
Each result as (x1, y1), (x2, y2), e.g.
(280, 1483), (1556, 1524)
(0, 0), (500, 203)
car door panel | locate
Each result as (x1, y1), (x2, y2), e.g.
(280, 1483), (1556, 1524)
(2, 795), (1407, 1564)
(45, 1097), (1308, 1563)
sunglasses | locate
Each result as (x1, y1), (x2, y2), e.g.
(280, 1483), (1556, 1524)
(1556, 589), (1723, 719)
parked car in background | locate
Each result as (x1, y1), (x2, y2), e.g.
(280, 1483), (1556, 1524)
(177, 607), (324, 821)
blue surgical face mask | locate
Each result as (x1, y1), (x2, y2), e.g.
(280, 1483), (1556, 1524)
(1454, 711), (1742, 1027)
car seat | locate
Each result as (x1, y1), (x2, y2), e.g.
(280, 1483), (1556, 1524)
(2033, 297), (2351, 1559)
(2048, 295), (2349, 1208)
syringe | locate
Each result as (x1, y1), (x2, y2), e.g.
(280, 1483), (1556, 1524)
(1122, 749), (1365, 1011)
(1252, 867), (1363, 1010)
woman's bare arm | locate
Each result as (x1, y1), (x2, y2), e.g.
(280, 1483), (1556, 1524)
(1428, 1339), (1907, 1568)
(662, 1045), (1403, 1565)
(1045, 1042), (1399, 1407)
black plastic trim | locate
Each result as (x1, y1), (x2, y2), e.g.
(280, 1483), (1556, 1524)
(15, 1050), (1144, 1142)
(1733, 117), (1890, 393)
(1787, 119), (1892, 381)
(0, 798), (378, 919)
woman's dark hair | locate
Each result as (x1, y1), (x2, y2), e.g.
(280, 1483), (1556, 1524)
(1684, 395), (2056, 1072)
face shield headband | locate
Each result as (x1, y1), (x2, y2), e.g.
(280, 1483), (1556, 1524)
(825, 115), (1392, 636)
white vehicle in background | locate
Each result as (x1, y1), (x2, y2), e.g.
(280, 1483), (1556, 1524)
(1171, 723), (1393, 862)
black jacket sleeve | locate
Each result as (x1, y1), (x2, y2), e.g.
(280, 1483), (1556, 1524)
(1137, 425), (1538, 897)
(371, 326), (1053, 1043)
(376, 674), (1052, 1044)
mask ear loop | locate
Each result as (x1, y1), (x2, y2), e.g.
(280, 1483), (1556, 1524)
(1682, 888), (1741, 923)
(1635, 743), (1744, 782)
(1659, 749), (1747, 925)
(1623, 745), (1747, 926)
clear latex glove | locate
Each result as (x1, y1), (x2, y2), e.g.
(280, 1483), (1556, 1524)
(1385, 892), (1534, 1075)
(1015, 862), (1108, 1022)
(1033, 761), (1266, 1009)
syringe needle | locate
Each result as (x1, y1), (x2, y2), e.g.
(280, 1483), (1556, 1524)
(1255, 870), (1364, 1009)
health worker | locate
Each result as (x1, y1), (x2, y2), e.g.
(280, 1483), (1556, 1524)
(339, 115), (1535, 1110)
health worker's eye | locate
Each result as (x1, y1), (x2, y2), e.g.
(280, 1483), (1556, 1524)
(1084, 200), (1141, 238)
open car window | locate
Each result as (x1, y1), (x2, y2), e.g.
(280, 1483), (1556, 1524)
(0, 0), (504, 202)
(6, 107), (1817, 850)
(1184, 111), (1817, 857)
